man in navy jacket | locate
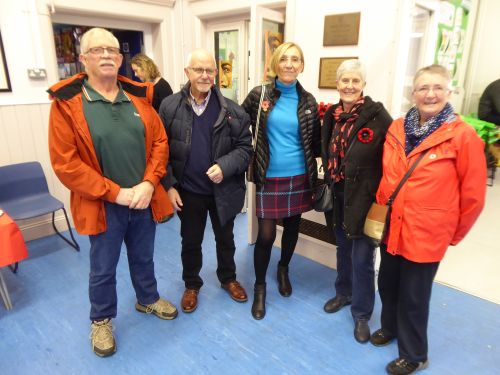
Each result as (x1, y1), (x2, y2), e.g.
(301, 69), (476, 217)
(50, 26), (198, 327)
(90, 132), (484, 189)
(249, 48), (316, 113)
(159, 49), (252, 314)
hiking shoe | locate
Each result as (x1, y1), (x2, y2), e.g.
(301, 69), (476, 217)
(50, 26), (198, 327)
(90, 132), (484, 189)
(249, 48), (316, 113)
(370, 328), (395, 346)
(90, 318), (116, 357)
(386, 358), (429, 375)
(135, 297), (178, 320)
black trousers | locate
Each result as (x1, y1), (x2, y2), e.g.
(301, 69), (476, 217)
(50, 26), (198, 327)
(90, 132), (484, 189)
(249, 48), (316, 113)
(178, 189), (236, 289)
(378, 246), (439, 362)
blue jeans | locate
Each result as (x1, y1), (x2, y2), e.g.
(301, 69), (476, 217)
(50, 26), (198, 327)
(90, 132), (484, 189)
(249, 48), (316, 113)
(333, 186), (376, 321)
(88, 202), (159, 321)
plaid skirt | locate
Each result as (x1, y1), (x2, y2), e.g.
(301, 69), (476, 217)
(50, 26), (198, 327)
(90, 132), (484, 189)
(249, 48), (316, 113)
(256, 174), (313, 219)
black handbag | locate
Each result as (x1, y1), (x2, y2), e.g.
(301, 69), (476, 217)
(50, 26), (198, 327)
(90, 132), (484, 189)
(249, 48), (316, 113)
(313, 183), (333, 212)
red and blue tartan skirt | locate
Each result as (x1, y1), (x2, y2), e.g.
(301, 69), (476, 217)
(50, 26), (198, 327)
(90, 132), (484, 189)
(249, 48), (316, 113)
(256, 174), (313, 219)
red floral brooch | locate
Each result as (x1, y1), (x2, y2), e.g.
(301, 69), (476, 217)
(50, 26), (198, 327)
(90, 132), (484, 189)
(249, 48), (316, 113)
(261, 100), (270, 112)
(357, 127), (374, 143)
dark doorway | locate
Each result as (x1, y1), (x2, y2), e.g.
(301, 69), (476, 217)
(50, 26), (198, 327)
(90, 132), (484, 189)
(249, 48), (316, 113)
(52, 23), (144, 81)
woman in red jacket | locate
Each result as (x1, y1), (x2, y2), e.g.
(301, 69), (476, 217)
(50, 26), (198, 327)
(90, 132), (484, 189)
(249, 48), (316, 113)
(370, 64), (487, 375)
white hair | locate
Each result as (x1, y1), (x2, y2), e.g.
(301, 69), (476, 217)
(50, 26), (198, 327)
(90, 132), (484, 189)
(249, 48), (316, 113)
(336, 59), (366, 82)
(185, 49), (216, 67)
(80, 28), (119, 55)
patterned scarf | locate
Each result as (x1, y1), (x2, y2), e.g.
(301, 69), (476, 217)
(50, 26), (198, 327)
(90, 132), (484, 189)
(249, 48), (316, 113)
(328, 96), (365, 182)
(404, 102), (455, 155)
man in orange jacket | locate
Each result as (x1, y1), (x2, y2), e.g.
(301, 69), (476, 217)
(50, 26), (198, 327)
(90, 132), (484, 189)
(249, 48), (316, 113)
(48, 28), (177, 357)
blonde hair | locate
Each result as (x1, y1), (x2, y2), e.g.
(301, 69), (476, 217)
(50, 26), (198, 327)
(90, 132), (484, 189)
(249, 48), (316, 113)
(413, 64), (451, 88)
(130, 53), (161, 81)
(268, 42), (304, 78)
(80, 28), (119, 55)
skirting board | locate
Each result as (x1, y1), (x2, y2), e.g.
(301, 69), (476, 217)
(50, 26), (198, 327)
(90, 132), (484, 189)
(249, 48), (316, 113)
(16, 213), (71, 242)
(275, 226), (337, 269)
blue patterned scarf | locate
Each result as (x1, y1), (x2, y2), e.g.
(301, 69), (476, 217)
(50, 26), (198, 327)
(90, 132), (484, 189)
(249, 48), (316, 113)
(404, 102), (455, 155)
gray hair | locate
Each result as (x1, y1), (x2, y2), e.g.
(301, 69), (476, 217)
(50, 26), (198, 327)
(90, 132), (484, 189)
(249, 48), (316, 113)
(336, 59), (366, 82)
(413, 64), (451, 88)
(185, 49), (216, 68)
(80, 28), (119, 55)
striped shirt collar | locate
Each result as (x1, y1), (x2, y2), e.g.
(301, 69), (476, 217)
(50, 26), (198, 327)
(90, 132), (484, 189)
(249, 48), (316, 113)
(82, 79), (131, 103)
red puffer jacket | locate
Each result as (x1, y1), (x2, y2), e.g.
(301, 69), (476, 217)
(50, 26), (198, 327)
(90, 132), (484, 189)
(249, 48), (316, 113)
(376, 116), (486, 262)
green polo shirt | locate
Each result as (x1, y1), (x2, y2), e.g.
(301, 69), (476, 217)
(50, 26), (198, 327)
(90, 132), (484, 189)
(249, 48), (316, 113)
(82, 80), (146, 188)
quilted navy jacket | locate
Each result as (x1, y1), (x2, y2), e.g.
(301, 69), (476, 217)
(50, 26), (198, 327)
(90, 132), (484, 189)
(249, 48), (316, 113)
(159, 82), (252, 225)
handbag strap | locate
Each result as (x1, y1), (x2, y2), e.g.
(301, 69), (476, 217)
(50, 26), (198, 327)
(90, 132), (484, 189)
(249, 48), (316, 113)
(251, 85), (266, 151)
(387, 149), (429, 205)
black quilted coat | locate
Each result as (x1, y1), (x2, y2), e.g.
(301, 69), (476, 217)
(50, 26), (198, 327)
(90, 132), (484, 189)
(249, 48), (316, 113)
(241, 79), (321, 187)
(321, 96), (392, 238)
(159, 82), (252, 226)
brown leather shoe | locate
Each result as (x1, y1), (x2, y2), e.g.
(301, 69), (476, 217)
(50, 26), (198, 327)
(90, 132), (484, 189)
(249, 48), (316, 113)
(181, 288), (199, 313)
(221, 280), (248, 302)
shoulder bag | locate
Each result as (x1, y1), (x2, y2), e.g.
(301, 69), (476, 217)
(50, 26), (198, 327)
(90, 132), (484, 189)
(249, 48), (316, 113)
(363, 150), (429, 246)
(246, 85), (266, 183)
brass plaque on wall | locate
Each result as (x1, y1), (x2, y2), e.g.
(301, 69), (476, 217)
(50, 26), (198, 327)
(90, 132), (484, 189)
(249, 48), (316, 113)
(323, 12), (361, 46)
(318, 57), (357, 89)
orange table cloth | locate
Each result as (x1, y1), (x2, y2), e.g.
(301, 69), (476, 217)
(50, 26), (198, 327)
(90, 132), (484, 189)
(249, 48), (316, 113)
(0, 212), (28, 267)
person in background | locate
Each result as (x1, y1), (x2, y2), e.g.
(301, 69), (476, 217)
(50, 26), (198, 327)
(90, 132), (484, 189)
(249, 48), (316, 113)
(159, 49), (252, 314)
(48, 28), (177, 358)
(371, 64), (486, 375)
(131, 53), (173, 112)
(478, 78), (500, 125)
(242, 42), (321, 320)
(321, 59), (392, 343)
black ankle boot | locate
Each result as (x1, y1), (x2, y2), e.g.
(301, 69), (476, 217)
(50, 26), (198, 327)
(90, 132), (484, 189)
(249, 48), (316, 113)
(277, 264), (292, 297)
(251, 283), (266, 320)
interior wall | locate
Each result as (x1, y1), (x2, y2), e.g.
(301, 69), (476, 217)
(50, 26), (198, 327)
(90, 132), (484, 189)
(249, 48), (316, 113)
(289, 0), (403, 115)
(462, 0), (500, 115)
(0, 0), (179, 240)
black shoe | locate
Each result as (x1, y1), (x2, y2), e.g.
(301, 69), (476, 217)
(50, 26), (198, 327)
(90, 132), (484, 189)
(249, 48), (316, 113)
(251, 283), (266, 320)
(370, 328), (395, 347)
(354, 320), (370, 343)
(323, 295), (352, 313)
(277, 264), (292, 297)
(386, 358), (429, 375)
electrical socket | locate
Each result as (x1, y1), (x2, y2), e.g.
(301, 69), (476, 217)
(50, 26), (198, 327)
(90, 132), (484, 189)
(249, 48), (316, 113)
(28, 68), (47, 79)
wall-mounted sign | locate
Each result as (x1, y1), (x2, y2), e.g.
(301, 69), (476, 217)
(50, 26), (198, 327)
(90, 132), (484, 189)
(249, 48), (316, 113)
(318, 57), (356, 89)
(323, 12), (361, 46)
(0, 31), (12, 92)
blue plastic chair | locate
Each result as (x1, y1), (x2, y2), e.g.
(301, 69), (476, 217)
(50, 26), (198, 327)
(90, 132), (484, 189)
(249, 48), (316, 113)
(0, 161), (79, 272)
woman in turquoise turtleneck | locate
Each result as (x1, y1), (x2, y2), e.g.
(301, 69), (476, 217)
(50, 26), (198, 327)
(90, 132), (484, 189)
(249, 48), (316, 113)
(242, 42), (321, 320)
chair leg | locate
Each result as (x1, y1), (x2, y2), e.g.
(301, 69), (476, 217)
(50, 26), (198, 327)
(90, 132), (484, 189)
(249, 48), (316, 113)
(52, 209), (80, 251)
(0, 270), (13, 310)
(8, 263), (18, 274)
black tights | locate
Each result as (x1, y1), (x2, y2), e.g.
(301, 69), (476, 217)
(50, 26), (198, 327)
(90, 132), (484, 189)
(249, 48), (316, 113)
(254, 215), (301, 285)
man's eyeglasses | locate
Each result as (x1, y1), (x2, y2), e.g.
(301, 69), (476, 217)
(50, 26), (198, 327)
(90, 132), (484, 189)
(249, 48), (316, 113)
(85, 47), (121, 56)
(414, 85), (449, 95)
(188, 67), (218, 76)
(278, 56), (302, 65)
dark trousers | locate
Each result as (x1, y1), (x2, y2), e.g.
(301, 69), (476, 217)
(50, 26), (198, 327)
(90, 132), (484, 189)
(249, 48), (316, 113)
(89, 202), (159, 321)
(178, 190), (236, 290)
(378, 246), (440, 362)
(333, 185), (376, 321)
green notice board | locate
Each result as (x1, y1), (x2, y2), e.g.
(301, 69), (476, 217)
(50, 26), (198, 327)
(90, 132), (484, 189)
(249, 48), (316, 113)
(434, 0), (470, 87)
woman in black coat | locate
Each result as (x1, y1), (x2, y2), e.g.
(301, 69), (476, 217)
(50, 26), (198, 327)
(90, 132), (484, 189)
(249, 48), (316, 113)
(242, 42), (321, 320)
(321, 59), (392, 343)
